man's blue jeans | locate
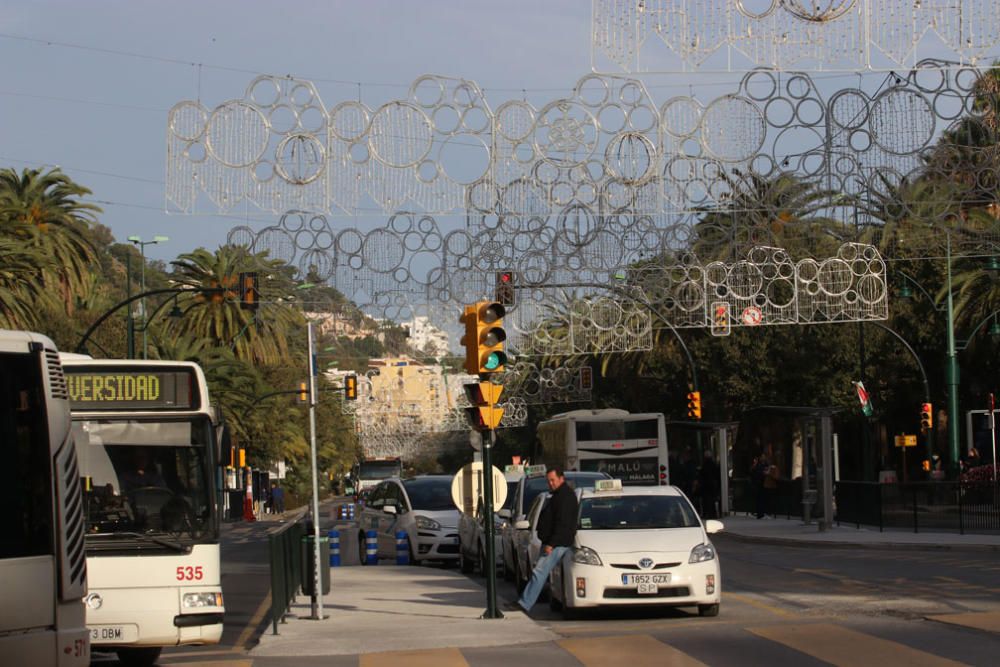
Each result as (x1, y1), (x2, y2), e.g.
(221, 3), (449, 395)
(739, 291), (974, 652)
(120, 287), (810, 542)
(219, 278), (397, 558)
(517, 546), (569, 611)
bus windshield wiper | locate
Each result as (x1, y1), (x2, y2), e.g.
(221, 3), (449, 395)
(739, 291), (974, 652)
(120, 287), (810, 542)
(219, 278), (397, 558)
(90, 531), (191, 553)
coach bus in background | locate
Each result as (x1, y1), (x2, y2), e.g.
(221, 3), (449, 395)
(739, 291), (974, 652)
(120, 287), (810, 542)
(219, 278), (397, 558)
(0, 331), (89, 666)
(61, 356), (223, 667)
(536, 409), (669, 486)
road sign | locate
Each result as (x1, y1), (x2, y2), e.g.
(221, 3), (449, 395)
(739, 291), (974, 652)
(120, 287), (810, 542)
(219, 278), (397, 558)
(451, 462), (507, 515)
(894, 434), (918, 448)
(741, 306), (763, 326)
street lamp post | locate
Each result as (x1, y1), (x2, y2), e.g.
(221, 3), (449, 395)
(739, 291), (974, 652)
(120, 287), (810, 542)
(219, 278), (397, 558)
(127, 235), (169, 359)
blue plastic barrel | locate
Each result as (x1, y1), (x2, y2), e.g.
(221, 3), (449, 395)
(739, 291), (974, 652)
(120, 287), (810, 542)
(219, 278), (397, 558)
(328, 529), (341, 567)
(365, 530), (378, 565)
(395, 530), (409, 565)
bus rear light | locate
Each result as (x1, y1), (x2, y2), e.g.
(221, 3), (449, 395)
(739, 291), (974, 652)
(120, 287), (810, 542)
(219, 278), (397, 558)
(576, 577), (586, 598)
(659, 465), (666, 471)
(183, 592), (224, 608)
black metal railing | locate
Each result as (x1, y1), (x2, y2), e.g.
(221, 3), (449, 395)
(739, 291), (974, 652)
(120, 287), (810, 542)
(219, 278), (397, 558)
(835, 480), (1000, 534)
(268, 520), (306, 634)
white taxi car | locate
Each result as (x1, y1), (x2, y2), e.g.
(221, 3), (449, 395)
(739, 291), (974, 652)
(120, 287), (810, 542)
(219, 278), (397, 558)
(548, 480), (723, 618)
(357, 476), (460, 564)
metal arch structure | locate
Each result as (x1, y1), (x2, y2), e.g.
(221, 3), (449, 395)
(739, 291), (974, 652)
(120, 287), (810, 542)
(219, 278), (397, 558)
(592, 0), (1000, 73)
(170, 63), (1000, 353)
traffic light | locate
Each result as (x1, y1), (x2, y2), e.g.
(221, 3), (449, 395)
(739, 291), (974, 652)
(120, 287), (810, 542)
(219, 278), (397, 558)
(297, 381), (308, 403)
(495, 271), (516, 307)
(463, 380), (504, 431)
(238, 448), (246, 468)
(460, 301), (508, 376)
(711, 302), (730, 336)
(344, 374), (358, 401)
(922, 459), (931, 472)
(686, 391), (702, 420)
(239, 271), (259, 310)
(920, 402), (933, 431)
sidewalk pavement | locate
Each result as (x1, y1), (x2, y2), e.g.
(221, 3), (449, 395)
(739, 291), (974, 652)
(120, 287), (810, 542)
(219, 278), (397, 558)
(250, 565), (556, 658)
(718, 514), (1000, 551)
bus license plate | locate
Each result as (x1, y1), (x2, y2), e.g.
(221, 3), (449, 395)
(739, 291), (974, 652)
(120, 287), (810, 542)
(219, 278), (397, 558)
(622, 573), (671, 587)
(90, 624), (138, 643)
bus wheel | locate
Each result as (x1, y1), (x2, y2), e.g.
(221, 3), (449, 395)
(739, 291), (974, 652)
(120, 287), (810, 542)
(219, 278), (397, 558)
(116, 647), (162, 667)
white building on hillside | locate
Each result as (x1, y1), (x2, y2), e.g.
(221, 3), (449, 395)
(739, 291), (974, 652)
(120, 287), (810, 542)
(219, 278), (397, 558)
(404, 316), (450, 358)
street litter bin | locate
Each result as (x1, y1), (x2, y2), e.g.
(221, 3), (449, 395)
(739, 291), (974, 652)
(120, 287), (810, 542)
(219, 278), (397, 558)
(300, 535), (331, 595)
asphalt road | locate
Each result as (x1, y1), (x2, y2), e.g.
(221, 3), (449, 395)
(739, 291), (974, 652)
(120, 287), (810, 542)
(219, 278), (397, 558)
(138, 504), (999, 666)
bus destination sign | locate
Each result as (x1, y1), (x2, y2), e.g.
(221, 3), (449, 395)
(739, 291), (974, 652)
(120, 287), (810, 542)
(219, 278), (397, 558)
(66, 369), (194, 410)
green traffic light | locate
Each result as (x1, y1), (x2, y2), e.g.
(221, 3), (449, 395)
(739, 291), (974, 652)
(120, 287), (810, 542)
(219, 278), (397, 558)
(484, 352), (502, 371)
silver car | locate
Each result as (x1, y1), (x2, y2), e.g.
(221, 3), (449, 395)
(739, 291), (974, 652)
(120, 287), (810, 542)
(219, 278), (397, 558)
(357, 476), (460, 564)
(458, 472), (523, 575)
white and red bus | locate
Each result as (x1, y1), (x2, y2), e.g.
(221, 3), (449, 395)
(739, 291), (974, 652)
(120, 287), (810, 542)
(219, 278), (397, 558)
(61, 357), (223, 667)
(536, 409), (670, 486)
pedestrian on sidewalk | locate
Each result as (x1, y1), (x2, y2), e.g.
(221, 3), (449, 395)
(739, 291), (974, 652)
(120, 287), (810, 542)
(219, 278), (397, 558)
(752, 453), (769, 519)
(697, 450), (721, 519)
(270, 482), (285, 514)
(504, 467), (578, 613)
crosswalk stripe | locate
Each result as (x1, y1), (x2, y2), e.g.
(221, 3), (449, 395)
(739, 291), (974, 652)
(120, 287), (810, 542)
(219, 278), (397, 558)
(558, 634), (707, 667)
(360, 647), (468, 667)
(748, 623), (966, 666)
(928, 611), (1000, 634)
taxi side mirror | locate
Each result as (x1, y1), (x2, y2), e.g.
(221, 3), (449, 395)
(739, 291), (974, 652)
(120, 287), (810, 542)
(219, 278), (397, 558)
(497, 509), (511, 520)
(705, 519), (724, 534)
(513, 519), (530, 530)
(383, 504), (398, 515)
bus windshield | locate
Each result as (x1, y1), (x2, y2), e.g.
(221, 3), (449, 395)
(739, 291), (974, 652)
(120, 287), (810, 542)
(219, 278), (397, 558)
(359, 461), (400, 479)
(72, 417), (216, 545)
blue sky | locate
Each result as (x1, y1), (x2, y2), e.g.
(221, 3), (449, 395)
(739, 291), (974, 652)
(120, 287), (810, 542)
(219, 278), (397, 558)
(0, 0), (595, 263)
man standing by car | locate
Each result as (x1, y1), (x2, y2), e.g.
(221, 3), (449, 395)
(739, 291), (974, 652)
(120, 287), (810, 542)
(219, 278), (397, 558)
(506, 467), (579, 613)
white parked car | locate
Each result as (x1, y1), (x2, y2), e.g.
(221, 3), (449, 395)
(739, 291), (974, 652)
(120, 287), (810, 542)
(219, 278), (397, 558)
(548, 481), (723, 618)
(357, 476), (460, 564)
(503, 470), (611, 591)
(458, 468), (523, 575)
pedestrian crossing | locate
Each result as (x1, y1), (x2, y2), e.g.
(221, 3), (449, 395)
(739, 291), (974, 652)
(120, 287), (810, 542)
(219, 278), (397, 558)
(157, 613), (997, 666)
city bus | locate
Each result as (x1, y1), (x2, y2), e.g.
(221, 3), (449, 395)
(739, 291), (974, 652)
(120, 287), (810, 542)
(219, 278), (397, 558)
(0, 330), (89, 666)
(61, 357), (224, 667)
(536, 409), (669, 486)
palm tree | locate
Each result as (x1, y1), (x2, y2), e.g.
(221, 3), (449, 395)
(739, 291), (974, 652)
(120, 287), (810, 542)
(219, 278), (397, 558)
(166, 246), (304, 365)
(0, 236), (53, 328)
(0, 167), (100, 314)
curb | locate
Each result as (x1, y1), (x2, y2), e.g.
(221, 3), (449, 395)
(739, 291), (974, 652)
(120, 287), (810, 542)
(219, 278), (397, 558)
(716, 530), (1000, 553)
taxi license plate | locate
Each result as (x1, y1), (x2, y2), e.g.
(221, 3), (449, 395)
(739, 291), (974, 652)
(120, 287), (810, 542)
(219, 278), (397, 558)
(89, 625), (139, 643)
(622, 573), (671, 587)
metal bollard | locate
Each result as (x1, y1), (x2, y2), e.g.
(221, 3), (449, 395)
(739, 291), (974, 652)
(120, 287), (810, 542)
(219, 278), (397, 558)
(329, 529), (340, 567)
(365, 530), (378, 565)
(395, 530), (409, 565)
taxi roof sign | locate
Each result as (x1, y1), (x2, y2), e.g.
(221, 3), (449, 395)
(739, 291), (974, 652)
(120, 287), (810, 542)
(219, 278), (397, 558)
(593, 479), (623, 493)
(504, 464), (525, 473)
(524, 464), (547, 476)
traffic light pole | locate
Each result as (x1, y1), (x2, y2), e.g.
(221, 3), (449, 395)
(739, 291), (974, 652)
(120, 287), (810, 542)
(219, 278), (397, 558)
(481, 426), (502, 619)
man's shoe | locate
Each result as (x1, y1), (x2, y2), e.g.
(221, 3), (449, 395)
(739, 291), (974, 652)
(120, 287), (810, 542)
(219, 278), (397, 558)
(502, 601), (525, 612)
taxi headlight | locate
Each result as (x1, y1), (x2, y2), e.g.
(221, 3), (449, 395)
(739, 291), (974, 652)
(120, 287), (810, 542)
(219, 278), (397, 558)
(572, 546), (602, 566)
(415, 515), (441, 531)
(183, 592), (224, 608)
(689, 543), (716, 563)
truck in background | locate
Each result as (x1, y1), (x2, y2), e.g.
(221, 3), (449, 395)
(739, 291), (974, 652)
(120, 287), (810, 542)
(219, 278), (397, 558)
(350, 458), (403, 501)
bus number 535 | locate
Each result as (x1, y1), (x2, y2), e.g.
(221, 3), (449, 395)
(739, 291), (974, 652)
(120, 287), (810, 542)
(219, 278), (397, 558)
(176, 566), (203, 581)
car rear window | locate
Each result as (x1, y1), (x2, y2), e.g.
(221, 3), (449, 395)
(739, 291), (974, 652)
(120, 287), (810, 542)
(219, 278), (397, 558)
(578, 495), (699, 530)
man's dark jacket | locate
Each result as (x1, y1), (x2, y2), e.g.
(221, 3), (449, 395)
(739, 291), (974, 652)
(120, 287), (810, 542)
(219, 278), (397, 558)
(536, 482), (579, 548)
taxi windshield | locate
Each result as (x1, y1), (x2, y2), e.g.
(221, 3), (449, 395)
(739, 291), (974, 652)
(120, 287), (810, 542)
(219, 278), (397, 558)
(578, 495), (700, 530)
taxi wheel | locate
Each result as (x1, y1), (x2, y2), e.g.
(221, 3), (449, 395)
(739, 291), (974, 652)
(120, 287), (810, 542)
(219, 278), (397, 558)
(698, 603), (720, 617)
(478, 545), (488, 576)
(460, 551), (474, 574)
(515, 561), (527, 595)
(501, 550), (514, 582)
(548, 593), (563, 612)
(358, 532), (368, 565)
(116, 647), (162, 667)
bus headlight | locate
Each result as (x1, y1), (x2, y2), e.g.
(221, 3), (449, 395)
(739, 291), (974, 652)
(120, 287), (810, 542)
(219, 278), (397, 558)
(183, 592), (224, 608)
(689, 543), (716, 563)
